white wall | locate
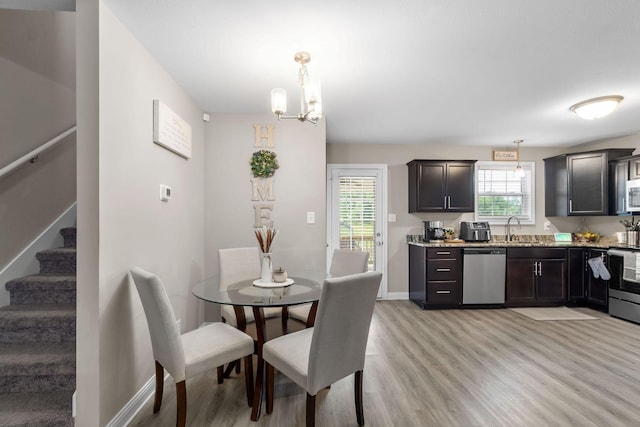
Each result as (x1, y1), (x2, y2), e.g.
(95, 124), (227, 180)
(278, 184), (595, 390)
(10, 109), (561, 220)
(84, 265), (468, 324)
(204, 115), (327, 319)
(77, 2), (205, 425)
(327, 135), (639, 295)
(0, 9), (76, 271)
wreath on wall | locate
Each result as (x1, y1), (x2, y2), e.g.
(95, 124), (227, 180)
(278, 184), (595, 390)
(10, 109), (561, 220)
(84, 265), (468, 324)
(250, 150), (280, 178)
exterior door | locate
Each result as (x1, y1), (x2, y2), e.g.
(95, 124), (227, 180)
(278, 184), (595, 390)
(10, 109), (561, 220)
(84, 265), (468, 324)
(327, 164), (387, 298)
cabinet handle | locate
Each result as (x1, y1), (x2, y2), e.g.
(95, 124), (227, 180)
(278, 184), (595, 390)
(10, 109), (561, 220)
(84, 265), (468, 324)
(569, 199), (573, 212)
(436, 268), (451, 272)
(435, 290), (451, 294)
(436, 251), (451, 255)
(447, 195), (451, 209)
(443, 196), (447, 209)
(538, 261), (542, 276)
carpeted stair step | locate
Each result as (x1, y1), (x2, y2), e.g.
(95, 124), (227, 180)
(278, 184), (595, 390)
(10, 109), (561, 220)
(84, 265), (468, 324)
(59, 227), (76, 249)
(0, 305), (76, 343)
(0, 342), (75, 392)
(35, 248), (76, 274)
(6, 275), (76, 305)
(0, 391), (74, 427)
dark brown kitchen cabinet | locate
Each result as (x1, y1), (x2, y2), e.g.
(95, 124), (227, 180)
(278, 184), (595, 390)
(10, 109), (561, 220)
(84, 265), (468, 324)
(407, 160), (476, 213)
(544, 149), (634, 216)
(584, 249), (609, 307)
(630, 157), (640, 180)
(611, 159), (630, 215)
(506, 248), (567, 306)
(567, 248), (609, 309)
(409, 245), (462, 308)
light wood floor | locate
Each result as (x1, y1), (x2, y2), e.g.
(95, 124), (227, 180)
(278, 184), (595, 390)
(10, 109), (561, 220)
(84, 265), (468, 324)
(127, 301), (640, 426)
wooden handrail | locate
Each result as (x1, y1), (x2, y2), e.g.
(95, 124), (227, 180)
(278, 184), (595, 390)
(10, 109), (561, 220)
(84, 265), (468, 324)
(0, 126), (76, 179)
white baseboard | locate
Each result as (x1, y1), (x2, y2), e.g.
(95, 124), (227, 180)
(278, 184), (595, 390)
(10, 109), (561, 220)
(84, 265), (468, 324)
(106, 373), (168, 427)
(0, 202), (76, 307)
(384, 292), (408, 300)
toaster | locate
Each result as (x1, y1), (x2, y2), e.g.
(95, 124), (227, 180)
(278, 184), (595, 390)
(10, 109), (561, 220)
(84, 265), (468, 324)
(459, 221), (492, 242)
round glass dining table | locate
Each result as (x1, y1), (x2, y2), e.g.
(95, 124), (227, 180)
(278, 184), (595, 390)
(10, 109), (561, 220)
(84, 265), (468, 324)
(192, 275), (322, 421)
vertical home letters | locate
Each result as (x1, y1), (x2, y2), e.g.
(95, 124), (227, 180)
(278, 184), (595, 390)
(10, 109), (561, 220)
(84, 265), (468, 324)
(253, 124), (276, 227)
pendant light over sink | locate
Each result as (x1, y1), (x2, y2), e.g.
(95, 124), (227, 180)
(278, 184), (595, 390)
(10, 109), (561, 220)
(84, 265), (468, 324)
(514, 139), (525, 178)
(569, 95), (623, 120)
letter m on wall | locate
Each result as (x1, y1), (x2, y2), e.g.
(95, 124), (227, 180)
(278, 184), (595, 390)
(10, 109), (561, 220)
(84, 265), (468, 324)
(251, 178), (275, 201)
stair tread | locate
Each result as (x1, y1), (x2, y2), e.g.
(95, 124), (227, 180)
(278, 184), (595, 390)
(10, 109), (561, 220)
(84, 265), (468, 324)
(0, 342), (75, 361)
(0, 391), (73, 425)
(6, 275), (76, 289)
(36, 248), (76, 256)
(0, 304), (76, 318)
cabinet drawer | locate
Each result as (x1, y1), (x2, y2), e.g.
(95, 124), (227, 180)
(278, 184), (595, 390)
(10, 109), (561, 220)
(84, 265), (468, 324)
(427, 281), (460, 304)
(427, 259), (459, 280)
(507, 247), (567, 259)
(427, 248), (461, 259)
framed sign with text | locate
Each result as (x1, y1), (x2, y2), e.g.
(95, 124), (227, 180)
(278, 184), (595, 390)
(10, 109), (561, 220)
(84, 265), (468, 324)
(153, 99), (192, 159)
(492, 150), (518, 161)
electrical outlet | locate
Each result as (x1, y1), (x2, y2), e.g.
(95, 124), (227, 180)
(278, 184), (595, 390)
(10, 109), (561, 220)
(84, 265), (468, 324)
(544, 220), (551, 231)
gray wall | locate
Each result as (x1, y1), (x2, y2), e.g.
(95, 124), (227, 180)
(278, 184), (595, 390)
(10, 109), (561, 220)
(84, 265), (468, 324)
(204, 114), (327, 318)
(327, 135), (639, 295)
(0, 9), (76, 270)
(77, 2), (205, 425)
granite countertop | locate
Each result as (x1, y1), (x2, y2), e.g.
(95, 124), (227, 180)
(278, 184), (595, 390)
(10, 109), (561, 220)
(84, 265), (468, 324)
(406, 234), (625, 250)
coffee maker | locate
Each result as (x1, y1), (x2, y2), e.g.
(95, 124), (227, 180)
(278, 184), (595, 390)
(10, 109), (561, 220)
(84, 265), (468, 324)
(424, 221), (445, 242)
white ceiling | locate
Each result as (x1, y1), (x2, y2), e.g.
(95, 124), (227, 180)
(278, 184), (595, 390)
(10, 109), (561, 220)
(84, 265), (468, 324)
(23, 0), (640, 147)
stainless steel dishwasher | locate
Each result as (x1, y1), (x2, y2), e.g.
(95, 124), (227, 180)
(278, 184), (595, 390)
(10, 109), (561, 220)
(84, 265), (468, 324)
(463, 248), (506, 304)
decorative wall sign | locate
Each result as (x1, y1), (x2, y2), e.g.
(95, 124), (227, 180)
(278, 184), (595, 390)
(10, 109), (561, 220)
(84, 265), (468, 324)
(252, 124), (278, 228)
(153, 99), (192, 159)
(492, 149), (518, 161)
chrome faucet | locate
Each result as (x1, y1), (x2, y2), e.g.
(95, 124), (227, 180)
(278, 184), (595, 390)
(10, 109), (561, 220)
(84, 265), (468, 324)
(506, 216), (521, 241)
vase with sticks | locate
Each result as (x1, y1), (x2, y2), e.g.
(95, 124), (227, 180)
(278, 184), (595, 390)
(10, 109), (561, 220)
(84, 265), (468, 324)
(255, 226), (278, 283)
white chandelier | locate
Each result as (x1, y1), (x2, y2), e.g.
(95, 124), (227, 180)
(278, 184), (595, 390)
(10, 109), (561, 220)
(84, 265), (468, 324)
(271, 51), (322, 124)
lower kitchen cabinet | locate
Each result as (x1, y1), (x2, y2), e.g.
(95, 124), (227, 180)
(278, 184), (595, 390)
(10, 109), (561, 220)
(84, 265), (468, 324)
(568, 248), (609, 308)
(506, 248), (567, 306)
(409, 245), (462, 308)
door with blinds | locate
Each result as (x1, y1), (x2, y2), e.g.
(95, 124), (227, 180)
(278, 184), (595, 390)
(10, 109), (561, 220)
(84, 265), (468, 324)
(327, 165), (387, 298)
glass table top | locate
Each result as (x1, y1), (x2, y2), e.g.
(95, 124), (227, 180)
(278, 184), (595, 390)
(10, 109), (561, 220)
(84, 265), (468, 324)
(192, 275), (322, 307)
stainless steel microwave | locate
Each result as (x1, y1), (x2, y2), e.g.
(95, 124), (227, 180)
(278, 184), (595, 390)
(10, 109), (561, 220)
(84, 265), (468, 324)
(627, 179), (640, 212)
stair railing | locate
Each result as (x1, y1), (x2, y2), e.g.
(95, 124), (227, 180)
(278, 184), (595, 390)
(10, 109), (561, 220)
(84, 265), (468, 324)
(0, 125), (77, 179)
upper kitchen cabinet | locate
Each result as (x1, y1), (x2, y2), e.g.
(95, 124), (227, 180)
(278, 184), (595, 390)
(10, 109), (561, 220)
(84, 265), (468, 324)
(544, 149), (635, 216)
(630, 156), (640, 180)
(407, 160), (476, 213)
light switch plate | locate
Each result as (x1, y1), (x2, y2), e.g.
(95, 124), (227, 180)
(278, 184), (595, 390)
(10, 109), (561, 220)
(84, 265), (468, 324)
(306, 211), (315, 224)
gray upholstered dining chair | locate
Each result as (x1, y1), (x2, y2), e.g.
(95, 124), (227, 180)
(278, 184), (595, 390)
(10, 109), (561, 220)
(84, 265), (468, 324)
(263, 271), (382, 427)
(130, 267), (255, 427)
(219, 247), (283, 329)
(287, 248), (370, 324)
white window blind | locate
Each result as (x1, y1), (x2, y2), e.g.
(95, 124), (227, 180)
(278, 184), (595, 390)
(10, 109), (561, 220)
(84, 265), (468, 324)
(475, 161), (535, 225)
(339, 177), (376, 268)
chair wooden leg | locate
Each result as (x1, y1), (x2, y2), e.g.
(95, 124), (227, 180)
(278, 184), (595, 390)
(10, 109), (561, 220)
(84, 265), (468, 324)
(281, 306), (289, 334)
(355, 370), (364, 426)
(266, 363), (274, 414)
(235, 359), (241, 374)
(216, 365), (224, 384)
(306, 393), (316, 427)
(153, 361), (164, 413)
(244, 355), (254, 407)
(176, 380), (187, 427)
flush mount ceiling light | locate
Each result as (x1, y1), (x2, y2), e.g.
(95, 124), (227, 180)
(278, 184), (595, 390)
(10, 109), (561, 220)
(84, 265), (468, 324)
(271, 51), (322, 124)
(569, 95), (623, 120)
(514, 139), (525, 178)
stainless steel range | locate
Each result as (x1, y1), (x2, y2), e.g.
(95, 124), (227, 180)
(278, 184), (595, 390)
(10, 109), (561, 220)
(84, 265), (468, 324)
(608, 248), (640, 324)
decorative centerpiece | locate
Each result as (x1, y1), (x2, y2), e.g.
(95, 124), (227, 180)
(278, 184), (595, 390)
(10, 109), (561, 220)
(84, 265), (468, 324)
(255, 226), (278, 283)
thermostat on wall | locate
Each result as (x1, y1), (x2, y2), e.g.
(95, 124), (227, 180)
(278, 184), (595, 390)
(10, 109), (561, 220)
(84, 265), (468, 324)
(160, 184), (172, 202)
